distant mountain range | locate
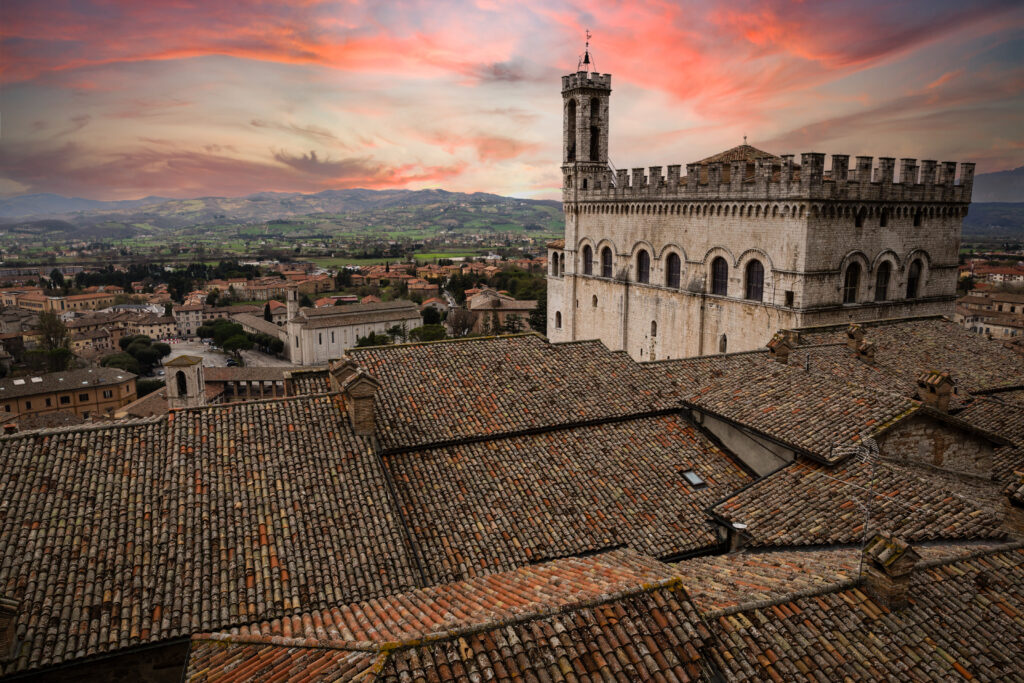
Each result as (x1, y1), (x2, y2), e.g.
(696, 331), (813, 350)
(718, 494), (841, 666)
(0, 188), (559, 222)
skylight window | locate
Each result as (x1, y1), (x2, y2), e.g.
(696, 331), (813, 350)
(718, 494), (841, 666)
(12, 379), (25, 385)
(680, 469), (706, 487)
(30, 377), (42, 383)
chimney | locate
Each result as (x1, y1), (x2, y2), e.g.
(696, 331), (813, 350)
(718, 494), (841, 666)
(328, 356), (358, 391)
(342, 370), (380, 437)
(766, 332), (794, 364)
(916, 370), (955, 412)
(0, 596), (17, 662)
(861, 533), (921, 608)
(856, 340), (876, 364)
(846, 323), (864, 350)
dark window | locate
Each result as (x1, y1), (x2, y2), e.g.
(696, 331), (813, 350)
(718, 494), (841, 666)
(589, 97), (600, 161)
(566, 99), (576, 162)
(719, 334), (728, 353)
(550, 254), (558, 275)
(60, 395), (70, 404)
(601, 247), (613, 278)
(785, 290), (794, 307)
(555, 311), (562, 329)
(711, 257), (728, 295)
(45, 398), (52, 407)
(745, 260), (764, 301)
(843, 263), (861, 303)
(855, 207), (866, 228)
(913, 210), (922, 227)
(3, 404), (8, 412)
(666, 253), (681, 288)
(102, 390), (112, 399)
(79, 393), (89, 402)
(651, 321), (657, 337)
(907, 259), (922, 298)
(874, 262), (891, 302)
(879, 208), (889, 227)
(176, 371), (188, 395)
(592, 295), (598, 307)
(582, 245), (593, 275)
(24, 401), (31, 410)
(636, 250), (650, 283)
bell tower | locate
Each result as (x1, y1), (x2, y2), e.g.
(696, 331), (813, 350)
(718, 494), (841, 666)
(562, 34), (611, 201)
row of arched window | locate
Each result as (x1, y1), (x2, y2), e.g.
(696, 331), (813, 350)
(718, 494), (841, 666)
(842, 259), (923, 302)
(564, 245), (929, 304)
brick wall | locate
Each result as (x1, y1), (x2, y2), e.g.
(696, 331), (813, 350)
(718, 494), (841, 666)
(877, 414), (994, 477)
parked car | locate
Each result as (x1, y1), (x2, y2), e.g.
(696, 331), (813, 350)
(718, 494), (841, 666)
(225, 358), (239, 367)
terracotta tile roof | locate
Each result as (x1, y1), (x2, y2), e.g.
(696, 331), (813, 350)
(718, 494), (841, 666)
(696, 143), (779, 165)
(385, 414), (753, 584)
(285, 367), (331, 395)
(794, 317), (1024, 394)
(1006, 470), (1024, 506)
(674, 542), (1004, 614)
(707, 546), (1024, 682)
(186, 549), (712, 682)
(348, 335), (681, 451)
(185, 644), (380, 682)
(0, 395), (419, 676)
(711, 458), (1006, 549)
(684, 361), (916, 464)
(957, 395), (1024, 444)
(0, 367), (136, 399)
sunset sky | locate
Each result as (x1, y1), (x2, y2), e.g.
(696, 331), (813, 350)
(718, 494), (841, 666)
(2, 0), (1022, 201)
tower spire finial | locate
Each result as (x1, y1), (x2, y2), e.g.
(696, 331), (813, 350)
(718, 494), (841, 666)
(578, 29), (595, 72)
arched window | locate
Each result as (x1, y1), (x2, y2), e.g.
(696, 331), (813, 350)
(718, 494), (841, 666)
(592, 295), (598, 307)
(666, 253), (681, 288)
(651, 321), (657, 337)
(582, 245), (593, 275)
(175, 371), (187, 396)
(566, 100), (576, 162)
(550, 254), (558, 276)
(559, 255), (565, 276)
(719, 334), (728, 353)
(745, 260), (764, 301)
(636, 250), (650, 283)
(874, 262), (891, 302)
(906, 259), (922, 298)
(555, 311), (562, 329)
(855, 207), (866, 228)
(879, 208), (889, 228)
(711, 257), (728, 295)
(843, 263), (861, 303)
(589, 97), (600, 161)
(601, 247), (613, 278)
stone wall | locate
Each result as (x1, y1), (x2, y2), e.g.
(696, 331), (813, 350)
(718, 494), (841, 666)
(877, 414), (994, 478)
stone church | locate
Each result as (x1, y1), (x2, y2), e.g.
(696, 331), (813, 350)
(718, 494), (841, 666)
(546, 63), (976, 360)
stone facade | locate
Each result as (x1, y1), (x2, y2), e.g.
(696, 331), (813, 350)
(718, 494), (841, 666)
(876, 414), (994, 478)
(548, 67), (975, 360)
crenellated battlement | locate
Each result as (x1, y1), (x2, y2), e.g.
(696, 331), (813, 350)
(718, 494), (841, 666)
(562, 71), (612, 92)
(565, 153), (975, 204)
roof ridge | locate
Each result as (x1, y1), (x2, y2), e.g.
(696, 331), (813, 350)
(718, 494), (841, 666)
(705, 541), (1024, 620)
(349, 331), (542, 353)
(0, 414), (167, 440)
(191, 574), (689, 656)
(167, 391), (342, 414)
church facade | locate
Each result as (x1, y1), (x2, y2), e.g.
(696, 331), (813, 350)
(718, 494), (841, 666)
(546, 67), (976, 360)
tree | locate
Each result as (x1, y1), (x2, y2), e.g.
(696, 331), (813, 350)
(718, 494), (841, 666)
(101, 352), (141, 375)
(421, 306), (442, 326)
(223, 334), (253, 356)
(38, 310), (69, 351)
(152, 342), (172, 357)
(163, 302), (173, 317)
(503, 313), (525, 334)
(336, 269), (353, 288)
(410, 325), (446, 342)
(386, 324), (408, 343)
(264, 302), (273, 322)
(528, 295), (547, 335)
(355, 332), (391, 347)
(49, 268), (65, 291)
(300, 293), (314, 308)
(206, 290), (219, 307)
(447, 308), (476, 337)
(136, 379), (164, 398)
(25, 347), (73, 373)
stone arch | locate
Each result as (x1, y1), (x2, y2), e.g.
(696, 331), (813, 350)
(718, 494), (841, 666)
(735, 247), (774, 272)
(870, 249), (901, 272)
(175, 370), (188, 396)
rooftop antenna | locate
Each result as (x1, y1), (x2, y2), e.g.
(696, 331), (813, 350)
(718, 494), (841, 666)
(743, 135), (748, 145)
(578, 29), (595, 73)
